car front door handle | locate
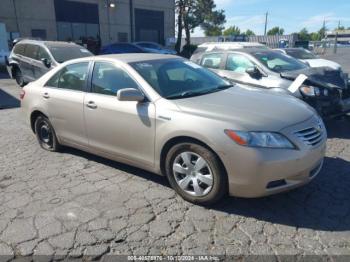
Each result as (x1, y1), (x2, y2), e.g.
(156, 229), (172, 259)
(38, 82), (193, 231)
(43, 92), (50, 99)
(86, 101), (97, 109)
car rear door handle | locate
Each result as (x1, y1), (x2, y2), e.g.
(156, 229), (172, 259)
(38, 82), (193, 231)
(86, 101), (97, 109)
(43, 92), (50, 99)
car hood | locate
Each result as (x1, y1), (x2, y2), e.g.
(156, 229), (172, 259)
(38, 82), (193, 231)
(280, 66), (347, 89)
(173, 85), (314, 131)
(302, 58), (341, 70)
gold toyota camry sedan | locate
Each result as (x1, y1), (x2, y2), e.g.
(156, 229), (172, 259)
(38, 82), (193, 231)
(21, 54), (326, 204)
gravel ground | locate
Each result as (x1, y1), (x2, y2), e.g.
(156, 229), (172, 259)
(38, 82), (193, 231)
(0, 75), (350, 261)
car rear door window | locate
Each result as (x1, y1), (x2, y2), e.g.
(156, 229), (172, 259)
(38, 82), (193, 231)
(226, 54), (255, 73)
(200, 53), (223, 69)
(45, 62), (89, 91)
(91, 62), (139, 96)
(13, 44), (26, 56)
(58, 63), (89, 91)
(24, 44), (39, 60)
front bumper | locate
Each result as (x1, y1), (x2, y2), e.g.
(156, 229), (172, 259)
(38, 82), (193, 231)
(217, 116), (326, 198)
(305, 88), (350, 118)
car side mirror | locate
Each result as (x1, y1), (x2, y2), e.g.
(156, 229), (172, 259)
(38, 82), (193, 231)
(246, 66), (262, 79)
(41, 58), (51, 68)
(117, 88), (145, 102)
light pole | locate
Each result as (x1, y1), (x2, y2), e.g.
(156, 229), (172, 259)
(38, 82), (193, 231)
(12, 0), (20, 37)
(106, 0), (116, 43)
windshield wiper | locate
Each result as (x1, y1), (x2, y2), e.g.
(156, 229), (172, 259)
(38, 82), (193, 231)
(166, 84), (234, 100)
(166, 90), (203, 99)
(197, 84), (234, 95)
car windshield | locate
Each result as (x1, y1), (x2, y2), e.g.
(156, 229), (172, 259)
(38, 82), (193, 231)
(130, 59), (232, 99)
(286, 49), (317, 59)
(48, 45), (93, 63)
(251, 50), (308, 73)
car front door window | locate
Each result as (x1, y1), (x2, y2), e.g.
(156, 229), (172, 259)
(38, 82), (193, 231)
(84, 61), (156, 166)
(226, 54), (255, 73)
(38, 47), (51, 63)
(91, 62), (139, 96)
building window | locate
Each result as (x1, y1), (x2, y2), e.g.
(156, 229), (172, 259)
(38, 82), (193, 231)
(54, 0), (100, 53)
(118, 33), (128, 43)
(31, 29), (47, 40)
(57, 22), (73, 41)
(135, 9), (164, 44)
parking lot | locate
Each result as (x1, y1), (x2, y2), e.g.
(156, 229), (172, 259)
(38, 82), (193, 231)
(0, 64), (350, 261)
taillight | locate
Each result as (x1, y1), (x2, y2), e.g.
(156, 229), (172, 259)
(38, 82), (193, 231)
(20, 90), (25, 100)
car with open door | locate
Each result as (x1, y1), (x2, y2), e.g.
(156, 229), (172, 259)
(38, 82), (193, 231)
(6, 39), (93, 86)
(193, 48), (350, 118)
(21, 54), (326, 204)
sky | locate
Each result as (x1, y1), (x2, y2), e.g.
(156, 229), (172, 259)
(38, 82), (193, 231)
(193, 0), (350, 36)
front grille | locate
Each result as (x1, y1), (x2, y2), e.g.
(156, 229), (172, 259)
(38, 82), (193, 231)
(295, 126), (324, 147)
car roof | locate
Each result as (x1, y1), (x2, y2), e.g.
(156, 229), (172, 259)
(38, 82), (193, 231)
(134, 41), (159, 44)
(198, 42), (265, 49)
(106, 42), (138, 46)
(67, 53), (181, 64)
(282, 48), (307, 51)
(17, 39), (82, 48)
(203, 47), (273, 55)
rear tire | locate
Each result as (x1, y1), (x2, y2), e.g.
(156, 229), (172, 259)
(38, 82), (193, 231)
(165, 142), (227, 205)
(34, 115), (60, 152)
(14, 68), (26, 87)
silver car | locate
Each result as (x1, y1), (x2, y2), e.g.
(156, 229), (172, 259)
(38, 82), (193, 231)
(192, 48), (350, 118)
(21, 54), (326, 204)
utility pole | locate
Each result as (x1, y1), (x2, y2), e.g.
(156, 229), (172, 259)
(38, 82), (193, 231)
(264, 12), (268, 36)
(322, 18), (326, 39)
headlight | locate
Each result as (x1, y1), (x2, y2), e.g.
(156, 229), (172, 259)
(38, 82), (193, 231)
(300, 85), (320, 96)
(224, 130), (295, 149)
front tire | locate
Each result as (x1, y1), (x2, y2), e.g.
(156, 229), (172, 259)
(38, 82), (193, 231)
(165, 142), (227, 205)
(34, 115), (60, 152)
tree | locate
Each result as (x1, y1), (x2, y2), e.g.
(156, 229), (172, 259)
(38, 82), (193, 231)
(175, 0), (185, 53)
(318, 25), (327, 40)
(175, 0), (226, 52)
(267, 27), (284, 36)
(245, 29), (255, 36)
(223, 26), (241, 36)
(298, 28), (310, 41)
(337, 25), (345, 30)
(310, 32), (321, 41)
(204, 25), (224, 36)
(201, 7), (226, 37)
